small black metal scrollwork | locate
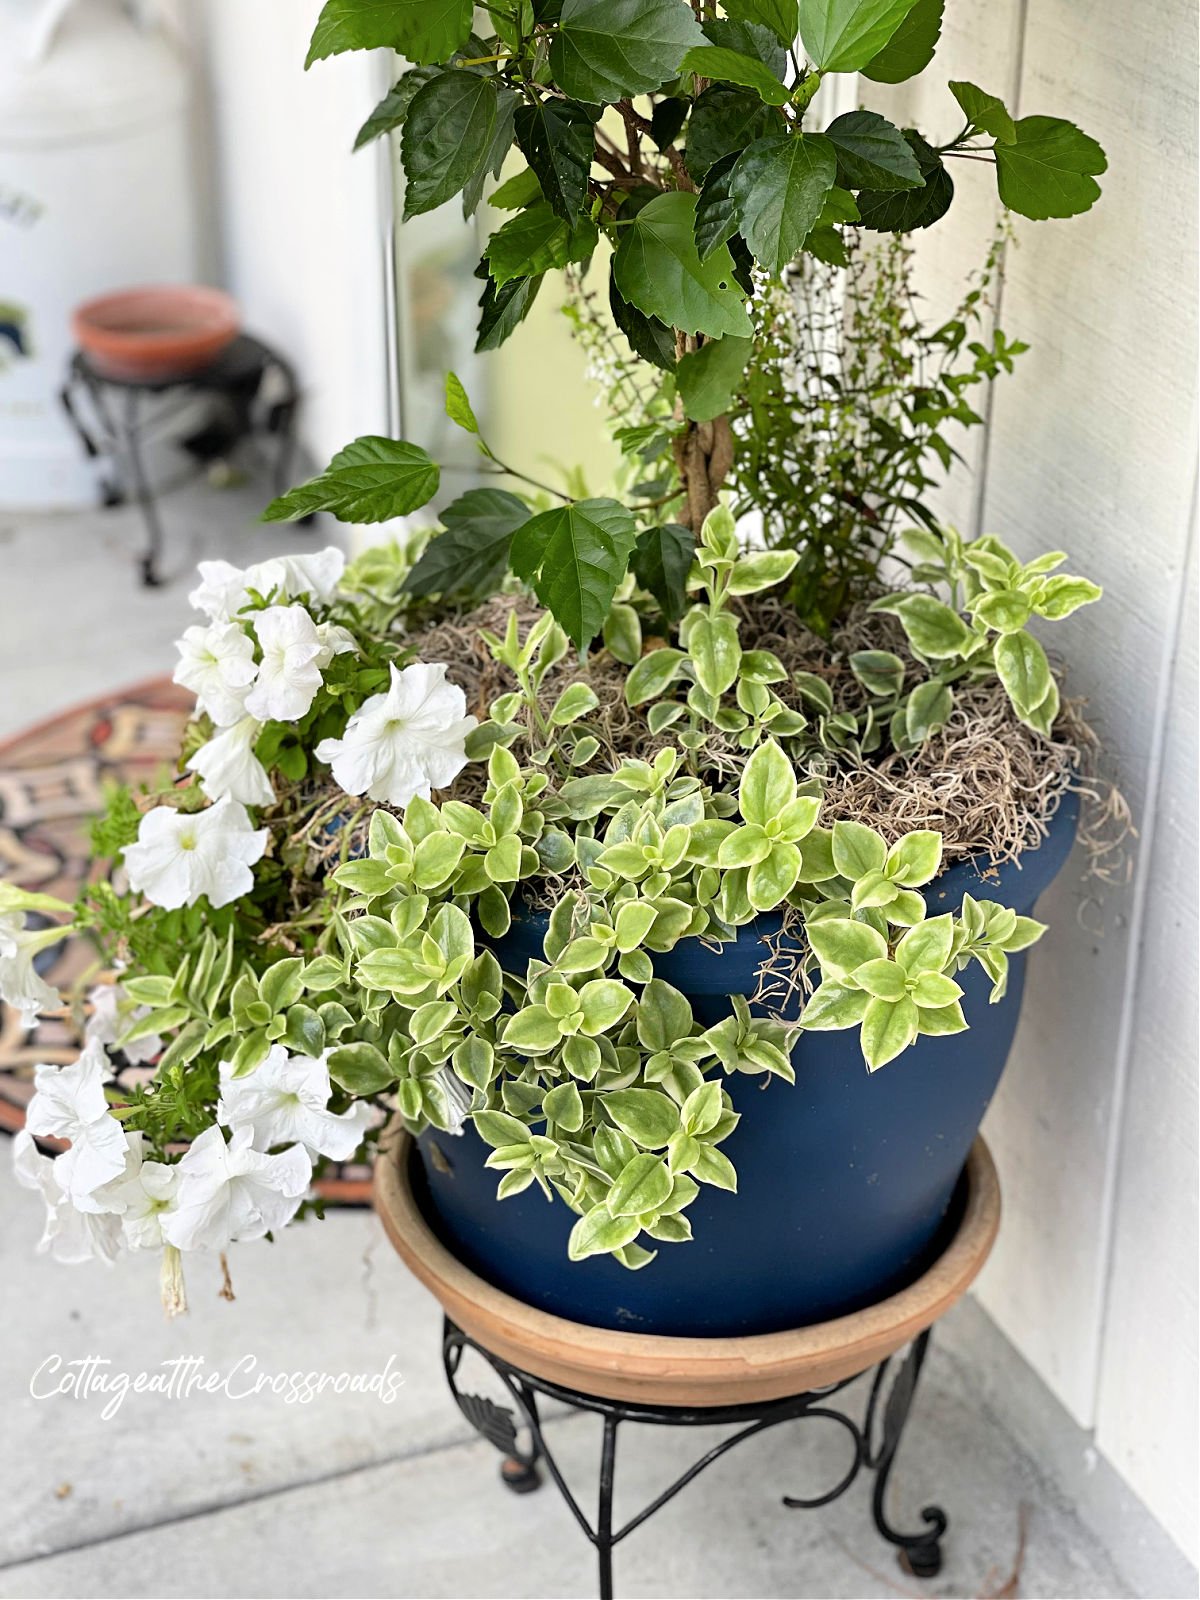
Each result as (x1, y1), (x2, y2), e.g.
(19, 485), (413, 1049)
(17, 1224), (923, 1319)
(439, 1316), (949, 1600)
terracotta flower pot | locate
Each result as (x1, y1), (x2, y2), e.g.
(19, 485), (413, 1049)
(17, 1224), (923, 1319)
(72, 284), (239, 381)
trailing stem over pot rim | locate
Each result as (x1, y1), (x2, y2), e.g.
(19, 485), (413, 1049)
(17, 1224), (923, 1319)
(2, 0), (1118, 1313)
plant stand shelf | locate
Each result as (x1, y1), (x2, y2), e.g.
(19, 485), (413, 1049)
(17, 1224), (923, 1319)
(374, 1133), (1000, 1600)
(59, 335), (302, 587)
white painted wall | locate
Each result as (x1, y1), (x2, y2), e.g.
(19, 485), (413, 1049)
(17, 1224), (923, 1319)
(876, 0), (1198, 1564)
(178, 0), (391, 468)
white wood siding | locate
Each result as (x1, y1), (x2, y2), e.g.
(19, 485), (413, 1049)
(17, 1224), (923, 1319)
(877, 0), (1198, 1564)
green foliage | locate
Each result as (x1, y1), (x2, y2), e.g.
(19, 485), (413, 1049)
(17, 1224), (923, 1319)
(798, 0), (923, 74)
(870, 523), (1101, 739)
(306, 0), (473, 67)
(509, 498), (639, 646)
(731, 229), (1027, 633)
(729, 134), (838, 276)
(262, 437), (439, 524)
(405, 488), (531, 603)
(613, 191), (754, 339)
(279, 0), (1106, 647)
(550, 0), (705, 103)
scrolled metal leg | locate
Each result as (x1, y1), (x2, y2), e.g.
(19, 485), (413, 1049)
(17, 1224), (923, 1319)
(865, 1330), (947, 1578)
(442, 1319), (542, 1492)
(500, 1383), (543, 1494)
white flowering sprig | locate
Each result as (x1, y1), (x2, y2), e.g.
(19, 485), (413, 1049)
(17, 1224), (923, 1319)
(169, 544), (475, 812)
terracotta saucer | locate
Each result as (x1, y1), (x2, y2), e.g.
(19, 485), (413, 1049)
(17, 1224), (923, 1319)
(374, 1129), (1001, 1407)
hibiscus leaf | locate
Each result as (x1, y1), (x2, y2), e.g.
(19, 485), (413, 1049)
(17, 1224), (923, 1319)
(994, 115), (1106, 220)
(684, 85), (774, 182)
(462, 87), (517, 218)
(855, 129), (953, 231)
(720, 0), (799, 46)
(609, 273), (678, 371)
(613, 191), (752, 338)
(948, 79), (1016, 144)
(693, 152), (740, 261)
(798, 0), (922, 74)
(632, 523), (694, 620)
(514, 98), (595, 222)
(405, 489), (531, 602)
(488, 167), (543, 210)
(485, 201), (598, 286)
(306, 0), (473, 68)
(262, 438), (439, 524)
(510, 498), (639, 645)
(730, 134), (837, 275)
(551, 0), (705, 104)
(401, 72), (498, 219)
(475, 266), (544, 352)
(353, 67), (437, 150)
(679, 45), (789, 104)
(823, 109), (923, 190)
(676, 335), (753, 422)
(860, 0), (942, 82)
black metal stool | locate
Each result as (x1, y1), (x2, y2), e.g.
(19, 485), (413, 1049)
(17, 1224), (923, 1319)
(60, 333), (302, 587)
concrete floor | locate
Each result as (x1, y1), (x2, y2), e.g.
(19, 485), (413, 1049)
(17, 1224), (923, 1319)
(0, 476), (1196, 1600)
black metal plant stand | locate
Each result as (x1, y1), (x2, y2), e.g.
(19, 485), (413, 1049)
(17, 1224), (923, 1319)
(442, 1315), (947, 1600)
(60, 334), (303, 587)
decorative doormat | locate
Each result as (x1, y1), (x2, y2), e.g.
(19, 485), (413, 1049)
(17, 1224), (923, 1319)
(0, 678), (372, 1203)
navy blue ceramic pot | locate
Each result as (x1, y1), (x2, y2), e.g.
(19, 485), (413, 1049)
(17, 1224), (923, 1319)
(416, 789), (1079, 1337)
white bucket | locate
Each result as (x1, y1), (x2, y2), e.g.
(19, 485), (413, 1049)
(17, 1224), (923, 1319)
(0, 0), (199, 508)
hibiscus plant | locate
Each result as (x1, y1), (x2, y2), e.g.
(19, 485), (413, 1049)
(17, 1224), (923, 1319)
(2, 0), (1109, 1308)
(266, 0), (1107, 644)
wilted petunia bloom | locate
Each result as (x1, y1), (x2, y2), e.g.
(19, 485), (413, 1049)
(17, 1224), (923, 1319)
(217, 1045), (374, 1161)
(162, 1125), (312, 1251)
(185, 716), (275, 807)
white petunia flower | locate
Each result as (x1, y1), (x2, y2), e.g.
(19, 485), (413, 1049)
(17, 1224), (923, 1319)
(12, 1131), (122, 1264)
(122, 799), (269, 911)
(188, 549), (346, 622)
(188, 559), (247, 621)
(185, 717), (275, 807)
(217, 1045), (373, 1161)
(244, 606), (324, 723)
(85, 1131), (180, 1249)
(24, 1042), (128, 1204)
(314, 620), (357, 668)
(172, 621), (258, 726)
(243, 548), (345, 605)
(162, 1124), (312, 1252)
(85, 982), (163, 1066)
(0, 909), (62, 1024)
(315, 661), (477, 805)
